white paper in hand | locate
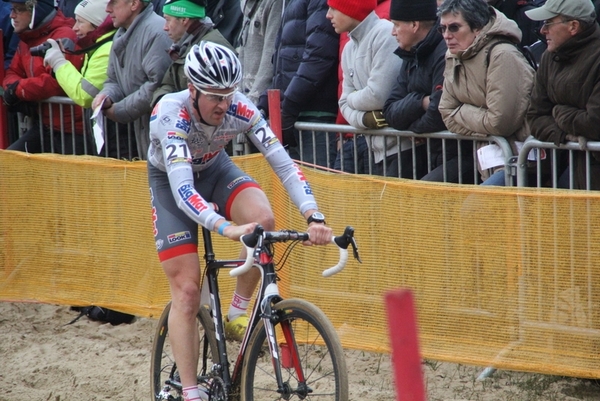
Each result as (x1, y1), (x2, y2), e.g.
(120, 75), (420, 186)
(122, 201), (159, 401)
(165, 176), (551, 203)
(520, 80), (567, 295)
(477, 144), (504, 171)
(91, 101), (106, 155)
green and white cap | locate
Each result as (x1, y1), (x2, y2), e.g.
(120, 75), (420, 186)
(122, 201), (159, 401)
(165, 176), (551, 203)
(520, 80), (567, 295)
(162, 0), (206, 18)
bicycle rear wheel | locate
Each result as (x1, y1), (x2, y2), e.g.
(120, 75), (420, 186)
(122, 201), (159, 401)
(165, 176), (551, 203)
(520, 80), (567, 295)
(240, 298), (348, 401)
(151, 302), (218, 401)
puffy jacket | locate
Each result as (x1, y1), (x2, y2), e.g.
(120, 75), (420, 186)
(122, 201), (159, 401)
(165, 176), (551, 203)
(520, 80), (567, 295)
(3, 10), (85, 133)
(384, 20), (447, 134)
(257, 0), (339, 125)
(383, 20), (454, 160)
(439, 8), (534, 144)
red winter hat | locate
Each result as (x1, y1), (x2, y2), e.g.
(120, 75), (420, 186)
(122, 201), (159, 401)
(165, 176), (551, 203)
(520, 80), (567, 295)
(327, 0), (377, 21)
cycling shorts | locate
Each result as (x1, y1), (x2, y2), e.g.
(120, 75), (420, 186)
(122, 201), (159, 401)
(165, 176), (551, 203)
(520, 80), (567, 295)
(148, 151), (260, 261)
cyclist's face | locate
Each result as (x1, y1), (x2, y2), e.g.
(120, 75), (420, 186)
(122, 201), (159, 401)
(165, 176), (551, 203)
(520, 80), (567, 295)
(189, 84), (235, 126)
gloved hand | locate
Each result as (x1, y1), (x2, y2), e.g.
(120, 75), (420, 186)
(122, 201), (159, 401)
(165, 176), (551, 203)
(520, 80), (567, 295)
(565, 134), (588, 150)
(43, 39), (68, 71)
(281, 111), (296, 131)
(363, 110), (388, 129)
(282, 127), (298, 148)
(3, 81), (20, 106)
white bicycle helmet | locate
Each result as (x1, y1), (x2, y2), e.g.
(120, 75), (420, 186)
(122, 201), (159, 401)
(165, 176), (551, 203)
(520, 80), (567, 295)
(184, 41), (242, 90)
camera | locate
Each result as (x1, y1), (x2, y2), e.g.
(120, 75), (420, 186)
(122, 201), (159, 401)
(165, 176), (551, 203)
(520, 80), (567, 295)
(30, 38), (75, 57)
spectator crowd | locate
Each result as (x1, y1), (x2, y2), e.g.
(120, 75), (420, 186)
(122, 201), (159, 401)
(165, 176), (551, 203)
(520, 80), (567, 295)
(2, 0), (600, 189)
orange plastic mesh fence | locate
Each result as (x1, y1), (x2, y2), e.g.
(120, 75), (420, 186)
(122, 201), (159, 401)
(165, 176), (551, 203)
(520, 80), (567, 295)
(2, 150), (600, 378)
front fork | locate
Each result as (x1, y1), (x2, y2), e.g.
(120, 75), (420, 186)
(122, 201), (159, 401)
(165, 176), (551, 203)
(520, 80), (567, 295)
(261, 288), (306, 393)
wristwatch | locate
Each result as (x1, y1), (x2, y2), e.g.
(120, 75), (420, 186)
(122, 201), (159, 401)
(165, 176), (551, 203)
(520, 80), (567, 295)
(307, 212), (326, 225)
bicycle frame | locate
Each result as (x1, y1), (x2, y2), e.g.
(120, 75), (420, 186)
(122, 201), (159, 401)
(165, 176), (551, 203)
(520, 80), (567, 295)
(199, 226), (295, 396)
(171, 223), (361, 401)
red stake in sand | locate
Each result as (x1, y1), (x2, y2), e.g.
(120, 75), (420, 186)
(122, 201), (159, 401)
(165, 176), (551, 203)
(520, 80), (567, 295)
(385, 289), (427, 401)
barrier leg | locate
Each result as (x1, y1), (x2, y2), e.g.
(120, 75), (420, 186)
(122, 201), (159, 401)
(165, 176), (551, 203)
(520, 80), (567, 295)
(477, 367), (497, 380)
(385, 288), (426, 401)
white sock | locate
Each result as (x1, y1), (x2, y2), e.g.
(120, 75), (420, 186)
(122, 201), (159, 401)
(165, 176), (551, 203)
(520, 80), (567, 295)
(182, 385), (209, 401)
(183, 386), (203, 401)
(228, 292), (250, 320)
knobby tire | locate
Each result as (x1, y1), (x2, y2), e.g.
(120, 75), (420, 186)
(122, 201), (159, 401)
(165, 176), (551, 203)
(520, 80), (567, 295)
(150, 301), (218, 401)
(240, 298), (348, 401)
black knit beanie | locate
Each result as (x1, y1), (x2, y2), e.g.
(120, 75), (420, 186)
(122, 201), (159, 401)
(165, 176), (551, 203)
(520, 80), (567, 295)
(32, 0), (57, 29)
(389, 0), (437, 21)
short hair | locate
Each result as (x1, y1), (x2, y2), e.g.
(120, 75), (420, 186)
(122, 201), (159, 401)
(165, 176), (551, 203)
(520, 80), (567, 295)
(575, 18), (594, 32)
(437, 0), (492, 31)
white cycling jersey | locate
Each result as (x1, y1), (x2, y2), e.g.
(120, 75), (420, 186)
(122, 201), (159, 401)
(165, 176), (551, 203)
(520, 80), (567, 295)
(148, 90), (318, 230)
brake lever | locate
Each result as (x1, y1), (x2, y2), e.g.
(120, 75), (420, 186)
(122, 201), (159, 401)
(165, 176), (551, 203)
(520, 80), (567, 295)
(350, 235), (361, 264)
(337, 226), (361, 263)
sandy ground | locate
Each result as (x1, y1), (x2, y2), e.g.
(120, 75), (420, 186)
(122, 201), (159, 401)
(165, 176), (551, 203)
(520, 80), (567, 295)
(2, 302), (600, 401)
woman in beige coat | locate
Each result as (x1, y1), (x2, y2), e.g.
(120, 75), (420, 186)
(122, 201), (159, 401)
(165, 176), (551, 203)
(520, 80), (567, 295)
(437, 0), (534, 185)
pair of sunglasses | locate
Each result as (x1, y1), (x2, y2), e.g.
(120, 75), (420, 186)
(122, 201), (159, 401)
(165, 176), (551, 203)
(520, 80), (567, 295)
(437, 23), (463, 34)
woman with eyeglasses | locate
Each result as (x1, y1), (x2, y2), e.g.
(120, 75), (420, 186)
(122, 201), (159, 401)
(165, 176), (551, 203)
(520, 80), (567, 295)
(437, 0), (535, 186)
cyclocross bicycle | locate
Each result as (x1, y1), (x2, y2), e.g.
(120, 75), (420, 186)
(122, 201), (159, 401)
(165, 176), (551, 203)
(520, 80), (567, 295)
(151, 224), (360, 401)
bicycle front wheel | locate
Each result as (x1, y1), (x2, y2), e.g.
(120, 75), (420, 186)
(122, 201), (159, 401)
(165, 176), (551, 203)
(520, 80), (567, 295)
(240, 298), (348, 401)
(150, 301), (218, 401)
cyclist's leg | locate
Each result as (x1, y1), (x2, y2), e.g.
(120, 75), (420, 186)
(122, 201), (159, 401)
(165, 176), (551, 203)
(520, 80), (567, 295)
(229, 186), (275, 297)
(208, 156), (275, 338)
(149, 162), (202, 391)
(151, 302), (218, 400)
(162, 253), (202, 388)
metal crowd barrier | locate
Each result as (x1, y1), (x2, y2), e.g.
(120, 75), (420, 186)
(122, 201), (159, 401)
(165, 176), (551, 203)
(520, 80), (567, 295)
(3, 96), (138, 160)
(3, 96), (600, 190)
(295, 122), (514, 185)
(515, 137), (600, 190)
(295, 122), (600, 190)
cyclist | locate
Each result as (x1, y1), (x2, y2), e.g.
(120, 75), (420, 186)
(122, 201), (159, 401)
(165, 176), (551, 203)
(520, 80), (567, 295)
(147, 41), (332, 401)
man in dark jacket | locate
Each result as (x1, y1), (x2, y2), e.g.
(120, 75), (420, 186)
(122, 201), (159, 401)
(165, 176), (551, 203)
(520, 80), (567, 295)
(525, 0), (600, 190)
(257, 0), (339, 168)
(383, 0), (472, 183)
